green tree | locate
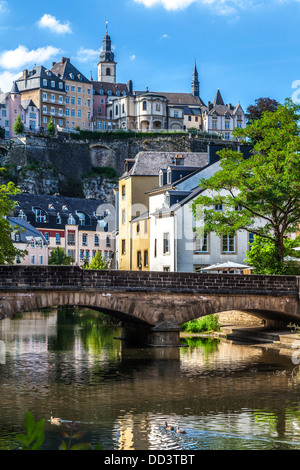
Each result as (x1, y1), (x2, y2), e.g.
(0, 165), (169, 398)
(245, 235), (300, 275)
(192, 99), (300, 268)
(0, 169), (25, 264)
(49, 247), (72, 265)
(83, 251), (109, 270)
(13, 115), (25, 135)
(47, 116), (56, 137)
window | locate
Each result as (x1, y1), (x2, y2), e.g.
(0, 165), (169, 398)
(106, 68), (111, 76)
(106, 236), (111, 247)
(66, 85), (70, 91)
(156, 103), (160, 111)
(163, 233), (170, 254)
(212, 121), (217, 128)
(51, 81), (55, 88)
(44, 232), (49, 242)
(30, 255), (35, 265)
(67, 232), (75, 245)
(143, 101), (147, 111)
(51, 107), (55, 115)
(71, 96), (75, 105)
(39, 256), (44, 265)
(249, 233), (255, 250)
(55, 233), (61, 245)
(94, 234), (99, 246)
(154, 239), (157, 258)
(78, 97), (81, 105)
(66, 108), (70, 116)
(121, 239), (126, 255)
(163, 266), (170, 272)
(51, 94), (55, 102)
(194, 232), (209, 253)
(122, 185), (125, 199)
(122, 209), (126, 224)
(80, 250), (84, 260)
(59, 82), (63, 90)
(71, 86), (75, 92)
(34, 208), (47, 223)
(82, 233), (88, 246)
(56, 214), (61, 224)
(43, 79), (47, 86)
(137, 251), (142, 269)
(59, 95), (63, 103)
(136, 223), (140, 235)
(144, 250), (148, 267)
(78, 87), (82, 93)
(43, 92), (47, 100)
(67, 214), (75, 225)
(78, 109), (81, 118)
(215, 204), (223, 211)
(222, 234), (235, 253)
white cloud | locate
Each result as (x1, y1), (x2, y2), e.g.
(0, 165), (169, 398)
(37, 14), (72, 34)
(75, 47), (101, 63)
(0, 70), (21, 93)
(134, 0), (195, 10)
(0, 45), (60, 70)
(0, 1), (9, 13)
(130, 54), (136, 60)
(160, 34), (170, 39)
(133, 0), (254, 15)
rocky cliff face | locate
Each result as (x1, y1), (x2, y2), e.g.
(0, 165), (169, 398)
(0, 134), (233, 202)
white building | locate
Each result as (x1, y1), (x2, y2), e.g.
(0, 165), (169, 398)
(149, 158), (253, 273)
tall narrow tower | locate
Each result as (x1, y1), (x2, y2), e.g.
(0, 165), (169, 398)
(97, 24), (117, 83)
(191, 61), (199, 97)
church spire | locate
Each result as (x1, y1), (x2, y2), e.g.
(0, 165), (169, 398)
(97, 24), (117, 83)
(191, 61), (199, 97)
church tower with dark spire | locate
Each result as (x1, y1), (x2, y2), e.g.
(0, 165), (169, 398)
(191, 61), (199, 97)
(97, 23), (117, 83)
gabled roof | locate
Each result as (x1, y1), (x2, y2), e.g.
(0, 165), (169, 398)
(213, 89), (224, 106)
(92, 81), (129, 97)
(8, 217), (48, 244)
(121, 152), (209, 177)
(51, 58), (90, 84)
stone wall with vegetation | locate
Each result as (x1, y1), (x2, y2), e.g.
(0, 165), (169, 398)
(0, 132), (233, 202)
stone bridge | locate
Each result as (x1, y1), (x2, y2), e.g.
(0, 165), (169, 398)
(0, 266), (299, 347)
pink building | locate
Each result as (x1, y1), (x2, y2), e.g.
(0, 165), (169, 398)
(9, 217), (49, 266)
(0, 82), (39, 139)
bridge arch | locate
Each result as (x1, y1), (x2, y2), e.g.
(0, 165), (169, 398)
(0, 266), (299, 346)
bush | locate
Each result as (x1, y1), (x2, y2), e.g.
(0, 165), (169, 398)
(181, 314), (220, 333)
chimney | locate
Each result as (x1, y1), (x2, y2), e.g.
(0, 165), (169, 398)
(175, 154), (185, 166)
(23, 69), (28, 88)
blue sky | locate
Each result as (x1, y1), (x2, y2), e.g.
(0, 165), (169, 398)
(0, 0), (300, 111)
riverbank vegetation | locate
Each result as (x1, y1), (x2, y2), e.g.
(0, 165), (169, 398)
(181, 314), (220, 333)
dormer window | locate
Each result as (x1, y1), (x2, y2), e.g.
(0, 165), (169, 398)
(167, 168), (171, 184)
(100, 89), (104, 95)
(33, 207), (47, 223)
(56, 213), (61, 224)
(67, 214), (76, 225)
(18, 210), (27, 220)
(159, 171), (164, 187)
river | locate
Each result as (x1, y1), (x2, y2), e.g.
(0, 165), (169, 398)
(0, 308), (300, 451)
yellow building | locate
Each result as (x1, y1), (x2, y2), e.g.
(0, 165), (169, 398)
(130, 213), (150, 271)
(51, 58), (93, 131)
(118, 166), (157, 271)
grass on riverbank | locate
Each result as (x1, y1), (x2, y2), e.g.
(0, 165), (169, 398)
(181, 314), (221, 334)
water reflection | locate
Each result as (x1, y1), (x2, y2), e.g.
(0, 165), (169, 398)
(0, 308), (300, 450)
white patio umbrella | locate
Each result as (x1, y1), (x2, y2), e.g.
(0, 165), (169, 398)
(200, 261), (254, 273)
(293, 247), (300, 251)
